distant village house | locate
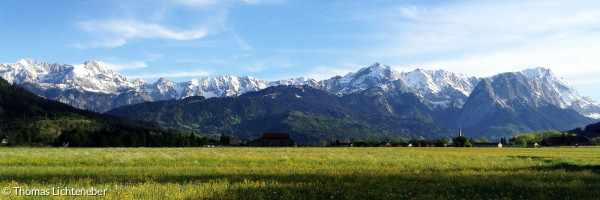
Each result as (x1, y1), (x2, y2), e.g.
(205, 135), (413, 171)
(526, 142), (539, 148)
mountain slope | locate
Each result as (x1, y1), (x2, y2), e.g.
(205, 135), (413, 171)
(0, 77), (177, 147)
(568, 121), (600, 138)
(458, 78), (595, 139)
(106, 85), (453, 143)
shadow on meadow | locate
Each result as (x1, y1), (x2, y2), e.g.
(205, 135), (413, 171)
(537, 162), (600, 173)
(2, 162), (600, 199)
(510, 155), (600, 173)
(202, 167), (600, 199)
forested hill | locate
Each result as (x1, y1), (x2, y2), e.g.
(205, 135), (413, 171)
(106, 85), (454, 144)
(568, 121), (600, 138)
(0, 78), (185, 147)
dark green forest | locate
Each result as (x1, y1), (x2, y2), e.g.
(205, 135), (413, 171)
(0, 78), (199, 147)
(568, 121), (600, 138)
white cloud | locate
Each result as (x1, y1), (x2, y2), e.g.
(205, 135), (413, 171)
(73, 0), (281, 49)
(243, 63), (267, 72)
(362, 0), (600, 58)
(240, 0), (285, 4)
(397, 6), (424, 20)
(72, 38), (126, 49)
(232, 33), (253, 50)
(169, 0), (218, 6)
(76, 19), (209, 48)
(168, 0), (283, 6)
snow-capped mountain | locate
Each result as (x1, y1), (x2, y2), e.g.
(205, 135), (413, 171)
(457, 73), (597, 138)
(486, 67), (600, 119)
(137, 76), (323, 101)
(0, 59), (135, 94)
(142, 76), (271, 100)
(320, 63), (479, 108)
(317, 63), (600, 118)
(0, 59), (318, 112)
(321, 63), (402, 95)
(1, 59), (599, 120)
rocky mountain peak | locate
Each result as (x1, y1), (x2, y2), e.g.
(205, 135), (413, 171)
(521, 67), (552, 79)
(18, 58), (35, 67)
(82, 60), (113, 74)
(368, 62), (387, 70)
(156, 77), (170, 83)
(133, 78), (148, 85)
(363, 62), (393, 76)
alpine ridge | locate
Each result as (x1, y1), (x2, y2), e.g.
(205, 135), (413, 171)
(2, 58), (599, 140)
(1, 59), (599, 119)
(0, 59), (317, 112)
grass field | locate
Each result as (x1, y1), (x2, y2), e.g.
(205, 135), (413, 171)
(1, 147), (599, 199)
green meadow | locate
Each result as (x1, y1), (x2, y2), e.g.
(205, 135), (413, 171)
(0, 147), (599, 199)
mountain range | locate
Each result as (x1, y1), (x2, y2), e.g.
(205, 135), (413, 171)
(107, 85), (452, 142)
(2, 59), (599, 142)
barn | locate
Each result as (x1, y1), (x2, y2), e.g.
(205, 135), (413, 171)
(541, 135), (590, 147)
(247, 132), (295, 147)
(472, 142), (503, 148)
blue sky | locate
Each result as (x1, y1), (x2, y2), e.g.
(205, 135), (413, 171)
(1, 0), (600, 101)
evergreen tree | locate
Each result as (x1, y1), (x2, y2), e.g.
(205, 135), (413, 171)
(479, 136), (488, 143)
(500, 137), (507, 146)
(198, 137), (209, 146)
(220, 134), (231, 146)
(317, 140), (327, 147)
(452, 136), (472, 147)
(190, 132), (197, 147)
(97, 134), (109, 147)
(434, 138), (448, 147)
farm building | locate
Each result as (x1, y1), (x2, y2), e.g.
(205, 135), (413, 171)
(338, 143), (353, 147)
(247, 132), (295, 147)
(472, 143), (503, 148)
(541, 135), (590, 147)
(526, 142), (540, 148)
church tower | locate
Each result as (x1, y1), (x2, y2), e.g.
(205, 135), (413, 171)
(459, 127), (462, 137)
